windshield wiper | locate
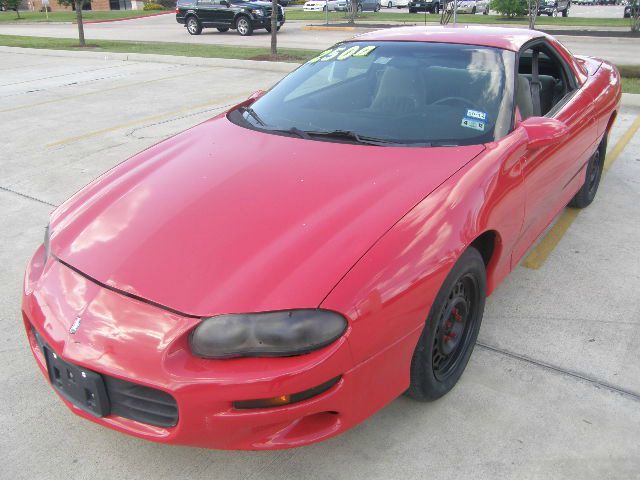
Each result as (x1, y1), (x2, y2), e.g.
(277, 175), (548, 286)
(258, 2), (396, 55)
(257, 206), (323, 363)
(239, 106), (267, 127)
(303, 130), (431, 147)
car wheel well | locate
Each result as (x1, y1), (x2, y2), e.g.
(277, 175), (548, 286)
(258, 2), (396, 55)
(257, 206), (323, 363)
(469, 231), (498, 268)
(234, 13), (250, 27)
(605, 111), (617, 136)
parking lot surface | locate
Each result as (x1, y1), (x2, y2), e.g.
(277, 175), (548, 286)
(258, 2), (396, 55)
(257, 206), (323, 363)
(1, 49), (640, 479)
(0, 14), (639, 66)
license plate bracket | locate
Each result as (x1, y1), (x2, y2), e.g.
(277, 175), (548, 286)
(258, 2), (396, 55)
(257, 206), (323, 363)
(43, 346), (110, 418)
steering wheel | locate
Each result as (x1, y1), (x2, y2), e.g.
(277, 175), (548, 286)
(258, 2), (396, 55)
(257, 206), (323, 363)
(432, 96), (483, 112)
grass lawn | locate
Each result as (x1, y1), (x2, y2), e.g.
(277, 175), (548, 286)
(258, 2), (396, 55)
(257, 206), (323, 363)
(0, 10), (167, 23)
(0, 34), (638, 92)
(0, 34), (318, 62)
(621, 77), (640, 94)
(285, 10), (630, 27)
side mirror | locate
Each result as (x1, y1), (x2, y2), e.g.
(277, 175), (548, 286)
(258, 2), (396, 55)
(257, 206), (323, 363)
(520, 116), (569, 149)
(248, 90), (266, 101)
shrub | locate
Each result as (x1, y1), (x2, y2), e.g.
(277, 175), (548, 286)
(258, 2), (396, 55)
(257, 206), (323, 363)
(489, 0), (526, 17)
(143, 2), (165, 10)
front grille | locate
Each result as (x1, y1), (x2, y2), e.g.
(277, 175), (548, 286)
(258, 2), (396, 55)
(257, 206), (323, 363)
(32, 327), (178, 428)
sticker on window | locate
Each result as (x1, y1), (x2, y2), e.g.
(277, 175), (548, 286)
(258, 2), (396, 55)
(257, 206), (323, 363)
(307, 45), (377, 64)
(466, 109), (488, 121)
(461, 117), (485, 132)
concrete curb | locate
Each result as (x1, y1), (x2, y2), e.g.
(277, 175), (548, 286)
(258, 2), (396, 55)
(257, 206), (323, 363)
(303, 25), (356, 31)
(622, 93), (640, 108)
(0, 46), (299, 73)
(84, 11), (173, 24)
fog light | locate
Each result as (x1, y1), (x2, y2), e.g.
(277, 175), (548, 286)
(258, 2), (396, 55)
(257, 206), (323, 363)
(233, 376), (341, 410)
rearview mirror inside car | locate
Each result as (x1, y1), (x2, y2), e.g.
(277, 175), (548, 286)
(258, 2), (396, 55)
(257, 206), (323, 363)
(520, 117), (569, 149)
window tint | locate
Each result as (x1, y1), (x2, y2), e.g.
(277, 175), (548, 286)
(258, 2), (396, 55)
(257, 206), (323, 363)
(232, 42), (515, 146)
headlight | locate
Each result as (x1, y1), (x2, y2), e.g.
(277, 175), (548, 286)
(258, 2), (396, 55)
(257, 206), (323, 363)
(43, 223), (50, 263)
(252, 8), (264, 15)
(190, 309), (348, 358)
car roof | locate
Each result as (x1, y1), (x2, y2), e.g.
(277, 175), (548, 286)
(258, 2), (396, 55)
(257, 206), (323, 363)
(350, 26), (549, 52)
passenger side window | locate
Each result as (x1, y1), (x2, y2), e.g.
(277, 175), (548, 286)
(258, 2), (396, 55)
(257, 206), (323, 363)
(516, 44), (576, 119)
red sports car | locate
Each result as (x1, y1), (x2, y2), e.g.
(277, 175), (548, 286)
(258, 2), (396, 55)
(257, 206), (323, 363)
(23, 26), (620, 450)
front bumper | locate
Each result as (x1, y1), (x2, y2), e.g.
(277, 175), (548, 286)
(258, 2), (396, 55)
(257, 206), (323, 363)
(409, 2), (438, 11)
(251, 14), (285, 28)
(22, 246), (412, 449)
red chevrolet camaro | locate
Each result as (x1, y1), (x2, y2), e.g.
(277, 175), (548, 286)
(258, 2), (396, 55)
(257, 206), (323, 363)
(23, 26), (620, 450)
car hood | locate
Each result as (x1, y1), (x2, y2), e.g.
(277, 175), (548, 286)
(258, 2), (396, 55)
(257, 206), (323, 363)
(50, 115), (484, 317)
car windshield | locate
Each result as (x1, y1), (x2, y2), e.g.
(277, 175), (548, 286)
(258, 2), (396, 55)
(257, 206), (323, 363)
(230, 41), (515, 147)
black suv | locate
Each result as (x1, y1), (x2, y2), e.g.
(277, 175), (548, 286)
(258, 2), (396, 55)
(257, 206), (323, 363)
(176, 0), (285, 36)
(537, 0), (570, 16)
(408, 0), (443, 14)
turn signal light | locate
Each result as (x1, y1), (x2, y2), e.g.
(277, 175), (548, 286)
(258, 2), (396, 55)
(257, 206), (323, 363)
(233, 376), (341, 410)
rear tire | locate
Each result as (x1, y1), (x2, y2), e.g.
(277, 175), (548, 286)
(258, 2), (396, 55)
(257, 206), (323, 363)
(562, 7), (569, 16)
(186, 16), (202, 35)
(236, 15), (253, 36)
(569, 136), (606, 209)
(407, 248), (486, 401)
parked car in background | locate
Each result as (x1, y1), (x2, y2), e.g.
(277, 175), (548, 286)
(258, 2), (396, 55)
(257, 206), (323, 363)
(384, 0), (409, 7)
(176, 0), (285, 36)
(624, 2), (638, 15)
(537, 0), (570, 16)
(303, 0), (339, 10)
(447, 0), (489, 14)
(336, 0), (381, 11)
(408, 0), (443, 13)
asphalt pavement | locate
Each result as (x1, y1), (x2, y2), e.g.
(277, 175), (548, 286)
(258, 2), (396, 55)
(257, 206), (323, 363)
(1, 48), (640, 479)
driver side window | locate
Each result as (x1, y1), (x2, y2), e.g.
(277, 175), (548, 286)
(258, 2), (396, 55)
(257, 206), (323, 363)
(516, 43), (576, 120)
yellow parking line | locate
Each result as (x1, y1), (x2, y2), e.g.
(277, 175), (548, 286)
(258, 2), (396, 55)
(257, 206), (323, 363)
(0, 70), (199, 114)
(47, 94), (249, 148)
(522, 114), (640, 270)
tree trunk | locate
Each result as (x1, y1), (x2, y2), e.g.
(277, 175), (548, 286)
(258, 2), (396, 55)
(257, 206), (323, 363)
(632, 0), (640, 32)
(348, 0), (357, 24)
(528, 0), (540, 29)
(75, 0), (86, 47)
(271, 0), (277, 58)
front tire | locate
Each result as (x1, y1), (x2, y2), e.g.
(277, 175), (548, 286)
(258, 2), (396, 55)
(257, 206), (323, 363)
(569, 136), (606, 209)
(186, 16), (202, 35)
(407, 247), (486, 401)
(235, 15), (253, 36)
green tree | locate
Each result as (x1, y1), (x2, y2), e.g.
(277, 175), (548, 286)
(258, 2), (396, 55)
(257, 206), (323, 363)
(489, 0), (525, 17)
(4, 0), (22, 19)
(631, 0), (639, 32)
(57, 0), (90, 46)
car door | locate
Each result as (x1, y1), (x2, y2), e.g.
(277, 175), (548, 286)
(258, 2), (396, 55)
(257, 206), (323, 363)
(195, 0), (215, 24)
(512, 40), (598, 264)
(215, 0), (235, 25)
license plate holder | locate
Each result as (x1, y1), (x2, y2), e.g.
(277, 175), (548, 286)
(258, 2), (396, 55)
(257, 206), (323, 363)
(43, 346), (110, 417)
